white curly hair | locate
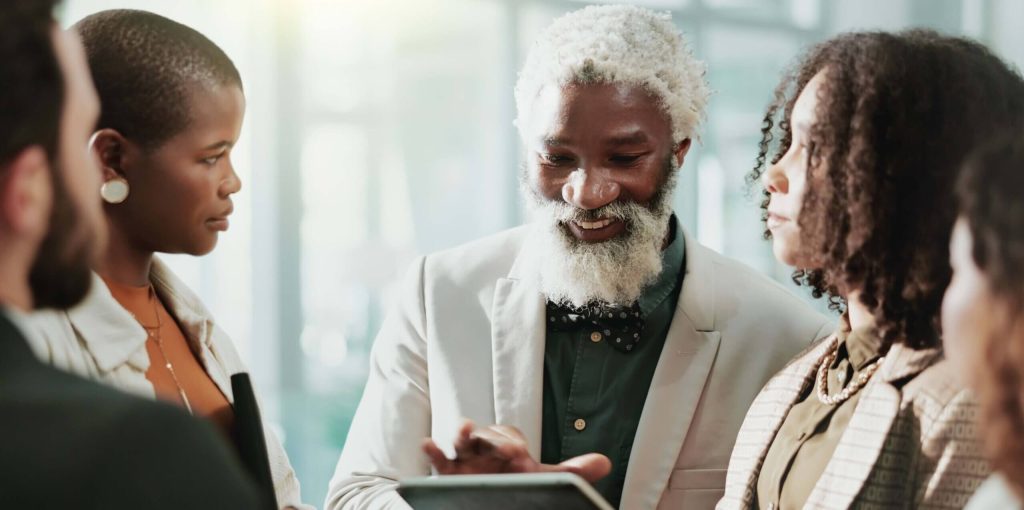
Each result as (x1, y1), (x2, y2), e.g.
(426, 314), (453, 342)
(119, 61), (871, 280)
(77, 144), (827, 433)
(514, 4), (710, 144)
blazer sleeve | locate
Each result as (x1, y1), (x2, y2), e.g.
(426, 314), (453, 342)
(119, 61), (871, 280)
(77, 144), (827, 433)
(914, 389), (989, 509)
(325, 257), (432, 510)
(90, 402), (270, 510)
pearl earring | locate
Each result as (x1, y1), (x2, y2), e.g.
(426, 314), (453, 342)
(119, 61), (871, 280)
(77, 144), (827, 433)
(100, 177), (130, 204)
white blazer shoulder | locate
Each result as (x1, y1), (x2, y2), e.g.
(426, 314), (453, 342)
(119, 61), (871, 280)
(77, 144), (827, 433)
(326, 223), (832, 510)
(25, 258), (310, 510)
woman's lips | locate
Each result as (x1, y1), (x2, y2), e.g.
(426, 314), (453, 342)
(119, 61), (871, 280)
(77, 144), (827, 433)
(206, 218), (230, 231)
(766, 212), (790, 230)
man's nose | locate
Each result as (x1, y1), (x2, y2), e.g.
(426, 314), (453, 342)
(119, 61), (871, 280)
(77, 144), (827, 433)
(562, 167), (621, 210)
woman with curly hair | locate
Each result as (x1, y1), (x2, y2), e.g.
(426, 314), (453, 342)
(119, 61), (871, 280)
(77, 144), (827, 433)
(717, 30), (1024, 510)
(943, 135), (1024, 510)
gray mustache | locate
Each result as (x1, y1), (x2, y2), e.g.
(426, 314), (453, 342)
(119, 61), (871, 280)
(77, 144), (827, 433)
(549, 201), (649, 224)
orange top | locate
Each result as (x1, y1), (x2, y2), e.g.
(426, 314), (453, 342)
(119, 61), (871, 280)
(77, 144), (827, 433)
(102, 276), (236, 440)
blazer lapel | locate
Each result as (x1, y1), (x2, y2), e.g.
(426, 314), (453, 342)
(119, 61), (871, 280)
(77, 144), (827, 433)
(721, 338), (833, 509)
(490, 240), (547, 458)
(804, 343), (942, 508)
(619, 231), (721, 509)
(620, 314), (721, 508)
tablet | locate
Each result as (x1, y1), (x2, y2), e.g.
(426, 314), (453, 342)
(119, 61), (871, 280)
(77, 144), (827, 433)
(398, 472), (614, 510)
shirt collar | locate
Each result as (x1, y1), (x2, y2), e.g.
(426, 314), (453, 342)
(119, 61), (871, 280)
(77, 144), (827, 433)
(835, 323), (884, 371)
(638, 214), (685, 316)
(65, 257), (215, 372)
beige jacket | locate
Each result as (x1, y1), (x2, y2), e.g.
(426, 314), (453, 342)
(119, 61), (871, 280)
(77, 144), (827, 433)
(26, 258), (309, 510)
(326, 224), (832, 510)
(718, 335), (989, 509)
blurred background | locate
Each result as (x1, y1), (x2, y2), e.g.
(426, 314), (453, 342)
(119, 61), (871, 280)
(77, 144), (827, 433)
(58, 0), (1024, 505)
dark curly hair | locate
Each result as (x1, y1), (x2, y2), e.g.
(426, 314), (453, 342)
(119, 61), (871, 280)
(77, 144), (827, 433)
(750, 29), (1024, 349)
(957, 134), (1024, 498)
(73, 9), (242, 150)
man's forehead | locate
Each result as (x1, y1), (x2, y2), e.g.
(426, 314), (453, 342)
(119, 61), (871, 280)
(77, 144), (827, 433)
(526, 82), (669, 145)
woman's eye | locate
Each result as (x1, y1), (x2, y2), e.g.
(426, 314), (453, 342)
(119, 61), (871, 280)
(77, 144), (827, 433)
(202, 154), (224, 165)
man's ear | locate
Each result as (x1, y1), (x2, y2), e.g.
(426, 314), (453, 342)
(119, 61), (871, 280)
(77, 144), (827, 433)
(673, 138), (692, 168)
(90, 128), (129, 182)
(0, 146), (52, 236)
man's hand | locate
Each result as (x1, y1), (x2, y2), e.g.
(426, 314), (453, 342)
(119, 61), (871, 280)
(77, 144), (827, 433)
(421, 419), (611, 483)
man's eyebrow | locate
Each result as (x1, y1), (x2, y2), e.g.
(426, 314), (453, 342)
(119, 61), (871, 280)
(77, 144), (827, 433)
(605, 132), (650, 146)
(541, 136), (571, 147)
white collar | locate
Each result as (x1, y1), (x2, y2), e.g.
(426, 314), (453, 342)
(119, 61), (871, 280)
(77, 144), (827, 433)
(65, 257), (215, 372)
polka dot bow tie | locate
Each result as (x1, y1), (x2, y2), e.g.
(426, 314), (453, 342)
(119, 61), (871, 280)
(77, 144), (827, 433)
(546, 301), (645, 353)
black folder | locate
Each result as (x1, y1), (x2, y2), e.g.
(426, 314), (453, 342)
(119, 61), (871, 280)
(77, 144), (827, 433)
(231, 372), (278, 510)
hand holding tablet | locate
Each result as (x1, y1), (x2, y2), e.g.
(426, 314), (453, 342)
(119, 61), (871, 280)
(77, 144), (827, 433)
(413, 419), (615, 508)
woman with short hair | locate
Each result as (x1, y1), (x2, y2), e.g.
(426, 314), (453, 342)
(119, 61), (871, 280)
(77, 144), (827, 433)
(27, 10), (307, 509)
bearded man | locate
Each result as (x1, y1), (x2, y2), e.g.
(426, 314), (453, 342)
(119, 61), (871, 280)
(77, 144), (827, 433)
(0, 1), (265, 507)
(326, 6), (830, 510)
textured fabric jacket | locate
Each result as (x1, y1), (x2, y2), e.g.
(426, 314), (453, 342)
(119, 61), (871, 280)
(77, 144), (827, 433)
(25, 258), (308, 510)
(325, 223), (832, 510)
(718, 335), (989, 509)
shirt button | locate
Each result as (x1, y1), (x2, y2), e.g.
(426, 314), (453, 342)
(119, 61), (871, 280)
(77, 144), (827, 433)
(574, 418), (587, 431)
(590, 331), (602, 343)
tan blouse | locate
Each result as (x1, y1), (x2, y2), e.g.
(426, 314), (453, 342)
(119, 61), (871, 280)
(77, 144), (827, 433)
(103, 276), (235, 439)
(756, 325), (884, 509)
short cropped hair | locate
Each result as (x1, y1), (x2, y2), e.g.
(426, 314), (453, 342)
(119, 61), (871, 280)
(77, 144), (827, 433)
(73, 9), (242, 150)
(0, 0), (63, 166)
(514, 5), (709, 144)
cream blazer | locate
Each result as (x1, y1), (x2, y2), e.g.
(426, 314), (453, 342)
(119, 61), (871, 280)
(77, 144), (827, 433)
(26, 258), (309, 510)
(718, 336), (989, 509)
(325, 224), (832, 510)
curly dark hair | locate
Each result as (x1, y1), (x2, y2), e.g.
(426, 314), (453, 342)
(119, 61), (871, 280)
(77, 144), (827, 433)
(750, 29), (1024, 349)
(73, 9), (242, 150)
(957, 134), (1024, 498)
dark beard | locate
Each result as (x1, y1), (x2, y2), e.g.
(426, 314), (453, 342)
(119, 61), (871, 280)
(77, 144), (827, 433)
(28, 165), (94, 310)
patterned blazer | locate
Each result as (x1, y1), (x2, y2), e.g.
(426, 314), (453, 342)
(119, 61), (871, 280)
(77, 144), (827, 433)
(718, 335), (989, 509)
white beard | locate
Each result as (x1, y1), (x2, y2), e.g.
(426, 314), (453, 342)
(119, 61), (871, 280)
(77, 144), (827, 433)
(522, 171), (677, 308)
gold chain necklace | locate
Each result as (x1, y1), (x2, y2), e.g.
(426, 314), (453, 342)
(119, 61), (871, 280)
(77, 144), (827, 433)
(132, 288), (193, 415)
(815, 337), (885, 406)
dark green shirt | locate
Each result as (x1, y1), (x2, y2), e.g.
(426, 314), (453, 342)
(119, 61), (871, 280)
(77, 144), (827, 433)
(541, 218), (685, 508)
